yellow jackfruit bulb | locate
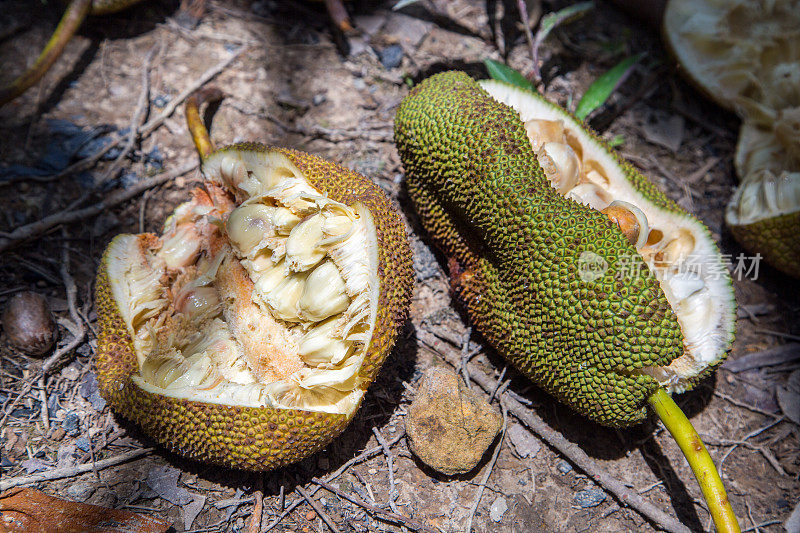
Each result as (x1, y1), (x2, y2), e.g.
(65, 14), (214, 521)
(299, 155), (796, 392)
(95, 144), (412, 471)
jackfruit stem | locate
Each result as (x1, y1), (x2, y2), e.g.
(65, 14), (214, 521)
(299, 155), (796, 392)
(648, 388), (740, 533)
(0, 0), (92, 107)
(185, 87), (224, 159)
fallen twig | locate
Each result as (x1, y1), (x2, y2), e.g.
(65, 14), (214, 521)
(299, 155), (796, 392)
(6, 46), (245, 188)
(92, 45), (158, 190)
(312, 478), (436, 533)
(263, 432), (405, 532)
(0, 448), (153, 491)
(372, 427), (399, 513)
(0, 161), (197, 252)
(713, 391), (781, 419)
(417, 328), (692, 533)
(246, 475), (264, 533)
(297, 486), (341, 533)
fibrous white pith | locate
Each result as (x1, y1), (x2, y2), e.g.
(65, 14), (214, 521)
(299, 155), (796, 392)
(480, 80), (736, 393)
(106, 150), (379, 414)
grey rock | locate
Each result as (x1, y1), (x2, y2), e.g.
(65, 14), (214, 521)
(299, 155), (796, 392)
(75, 436), (92, 452)
(557, 460), (572, 474)
(411, 239), (439, 281)
(79, 372), (99, 399)
(88, 391), (107, 412)
(62, 412), (81, 437)
(507, 423), (541, 459)
(379, 45), (404, 69)
(65, 482), (96, 501)
(573, 488), (606, 508)
(490, 496), (508, 522)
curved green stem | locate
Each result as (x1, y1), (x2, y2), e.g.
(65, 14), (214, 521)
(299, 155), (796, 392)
(648, 388), (740, 533)
(185, 87), (224, 159)
(0, 0), (92, 107)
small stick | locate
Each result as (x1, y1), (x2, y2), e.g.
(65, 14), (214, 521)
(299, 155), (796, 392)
(516, 0), (540, 82)
(465, 403), (507, 533)
(458, 327), (473, 388)
(93, 44), (158, 189)
(38, 375), (50, 433)
(246, 474), (264, 533)
(263, 433), (405, 532)
(297, 486), (342, 533)
(4, 47), (245, 187)
(311, 478), (435, 533)
(0, 162), (197, 252)
(0, 0), (92, 106)
(488, 366), (508, 404)
(713, 391), (781, 419)
(0, 448), (152, 491)
(371, 427), (399, 513)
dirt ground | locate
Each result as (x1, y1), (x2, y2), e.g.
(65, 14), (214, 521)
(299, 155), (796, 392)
(0, 1), (798, 532)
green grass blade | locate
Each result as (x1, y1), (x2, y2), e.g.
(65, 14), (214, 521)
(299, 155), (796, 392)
(483, 59), (534, 91)
(575, 52), (645, 121)
(536, 2), (594, 45)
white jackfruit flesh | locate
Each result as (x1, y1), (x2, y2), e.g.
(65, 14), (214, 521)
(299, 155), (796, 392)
(104, 151), (380, 414)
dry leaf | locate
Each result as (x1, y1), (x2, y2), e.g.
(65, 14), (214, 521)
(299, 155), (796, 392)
(0, 487), (169, 533)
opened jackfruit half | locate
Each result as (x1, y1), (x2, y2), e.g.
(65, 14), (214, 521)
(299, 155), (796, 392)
(96, 144), (412, 470)
(395, 72), (736, 426)
(664, 0), (800, 276)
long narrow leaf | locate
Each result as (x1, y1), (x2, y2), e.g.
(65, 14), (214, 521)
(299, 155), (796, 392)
(483, 59), (534, 91)
(575, 53), (645, 121)
(393, 0), (423, 10)
(535, 2), (593, 45)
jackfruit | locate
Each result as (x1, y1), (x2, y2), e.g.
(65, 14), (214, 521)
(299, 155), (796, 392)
(664, 0), (800, 276)
(394, 72), (735, 427)
(95, 144), (412, 470)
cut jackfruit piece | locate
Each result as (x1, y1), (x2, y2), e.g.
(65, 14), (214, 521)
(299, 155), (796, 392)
(663, 0), (800, 112)
(96, 144), (412, 470)
(664, 0), (800, 277)
(726, 109), (800, 276)
(394, 72), (736, 427)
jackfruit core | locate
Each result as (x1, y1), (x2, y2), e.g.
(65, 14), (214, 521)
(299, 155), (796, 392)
(104, 150), (379, 414)
(481, 80), (735, 393)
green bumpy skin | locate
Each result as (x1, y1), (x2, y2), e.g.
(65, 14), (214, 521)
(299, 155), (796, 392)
(730, 211), (800, 278)
(394, 71), (685, 427)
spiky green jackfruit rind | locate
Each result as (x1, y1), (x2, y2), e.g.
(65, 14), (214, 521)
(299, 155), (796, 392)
(729, 212), (800, 278)
(96, 145), (413, 470)
(395, 71), (687, 427)
(479, 78), (736, 394)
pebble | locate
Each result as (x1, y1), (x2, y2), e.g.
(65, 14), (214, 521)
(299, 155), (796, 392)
(557, 460), (573, 474)
(79, 373), (99, 399)
(75, 436), (92, 452)
(507, 423), (541, 459)
(489, 496), (508, 522)
(61, 412), (81, 437)
(65, 482), (95, 501)
(379, 45), (404, 69)
(411, 239), (439, 281)
(573, 488), (606, 508)
(88, 392), (106, 412)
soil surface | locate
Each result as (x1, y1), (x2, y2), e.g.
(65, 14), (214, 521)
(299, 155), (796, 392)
(1, 1), (798, 532)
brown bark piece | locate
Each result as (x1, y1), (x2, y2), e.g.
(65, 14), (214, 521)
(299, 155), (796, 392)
(0, 488), (170, 533)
